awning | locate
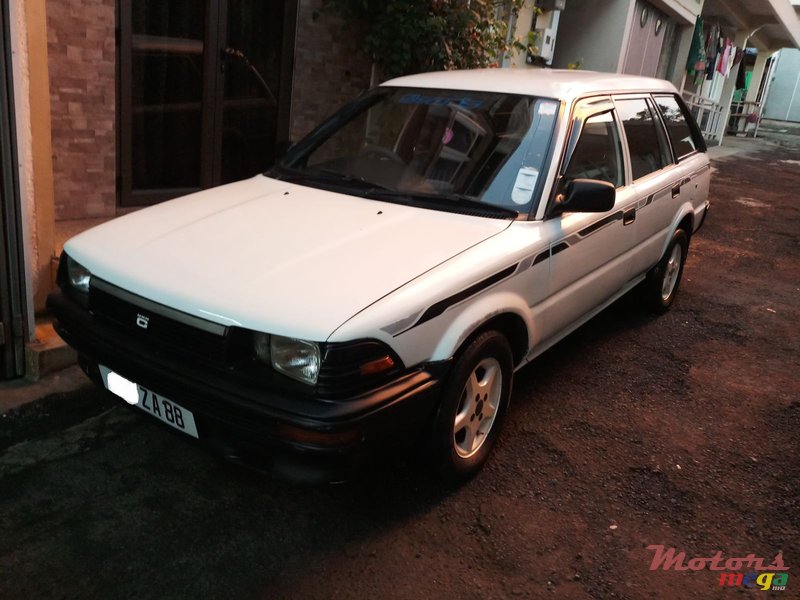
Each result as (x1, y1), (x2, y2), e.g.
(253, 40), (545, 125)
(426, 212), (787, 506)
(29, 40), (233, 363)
(701, 0), (800, 50)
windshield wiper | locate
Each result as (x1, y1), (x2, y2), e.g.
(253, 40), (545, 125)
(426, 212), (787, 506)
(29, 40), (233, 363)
(312, 169), (394, 191)
(269, 165), (391, 192)
(367, 190), (519, 219)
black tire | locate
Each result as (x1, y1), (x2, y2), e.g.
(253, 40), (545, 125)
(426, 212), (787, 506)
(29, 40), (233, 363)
(642, 228), (689, 314)
(427, 330), (513, 484)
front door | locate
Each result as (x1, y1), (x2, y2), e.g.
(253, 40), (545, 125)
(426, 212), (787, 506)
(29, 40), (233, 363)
(622, 1), (668, 78)
(0, 0), (26, 380)
(535, 103), (639, 344)
(119, 0), (294, 206)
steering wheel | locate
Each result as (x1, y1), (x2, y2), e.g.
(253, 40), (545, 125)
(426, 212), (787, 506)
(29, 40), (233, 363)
(360, 144), (405, 165)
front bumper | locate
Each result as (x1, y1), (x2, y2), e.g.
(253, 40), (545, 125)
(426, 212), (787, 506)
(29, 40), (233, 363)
(48, 290), (448, 483)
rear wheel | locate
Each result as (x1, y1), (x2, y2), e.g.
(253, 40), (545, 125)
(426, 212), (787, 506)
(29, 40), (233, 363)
(428, 331), (513, 484)
(642, 228), (689, 313)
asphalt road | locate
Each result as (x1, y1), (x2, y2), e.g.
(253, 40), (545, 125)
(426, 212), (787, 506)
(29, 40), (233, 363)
(1, 146), (798, 600)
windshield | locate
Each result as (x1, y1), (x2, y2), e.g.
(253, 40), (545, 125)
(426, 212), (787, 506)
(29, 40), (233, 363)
(277, 87), (560, 216)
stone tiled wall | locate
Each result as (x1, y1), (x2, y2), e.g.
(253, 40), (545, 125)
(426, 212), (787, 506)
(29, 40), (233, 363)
(46, 0), (116, 220)
(290, 0), (373, 141)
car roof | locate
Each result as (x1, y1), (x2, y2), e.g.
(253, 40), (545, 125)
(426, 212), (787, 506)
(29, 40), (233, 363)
(382, 68), (678, 101)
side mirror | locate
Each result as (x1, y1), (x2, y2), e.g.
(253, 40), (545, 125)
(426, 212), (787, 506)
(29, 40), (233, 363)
(551, 178), (615, 215)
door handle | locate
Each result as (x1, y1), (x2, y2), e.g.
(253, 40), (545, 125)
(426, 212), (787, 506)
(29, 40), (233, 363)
(220, 48), (227, 73)
(672, 178), (690, 198)
(623, 207), (636, 225)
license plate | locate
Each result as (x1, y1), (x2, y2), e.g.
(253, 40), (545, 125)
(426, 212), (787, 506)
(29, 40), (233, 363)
(99, 366), (199, 438)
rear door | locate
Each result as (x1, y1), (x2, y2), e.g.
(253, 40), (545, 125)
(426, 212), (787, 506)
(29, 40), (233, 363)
(613, 95), (679, 277)
(652, 93), (711, 224)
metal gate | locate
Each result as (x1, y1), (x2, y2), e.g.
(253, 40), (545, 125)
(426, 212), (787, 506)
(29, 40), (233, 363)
(0, 0), (26, 380)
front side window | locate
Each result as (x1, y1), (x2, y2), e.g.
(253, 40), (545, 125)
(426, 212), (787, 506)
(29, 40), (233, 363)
(279, 88), (560, 216)
(616, 98), (669, 181)
(564, 111), (624, 188)
(654, 95), (703, 158)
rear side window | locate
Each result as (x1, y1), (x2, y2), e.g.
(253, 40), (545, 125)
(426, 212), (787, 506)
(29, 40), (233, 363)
(653, 95), (703, 158)
(616, 98), (669, 181)
(564, 112), (624, 188)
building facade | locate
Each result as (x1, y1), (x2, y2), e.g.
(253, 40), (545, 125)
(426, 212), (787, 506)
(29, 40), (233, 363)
(762, 47), (800, 120)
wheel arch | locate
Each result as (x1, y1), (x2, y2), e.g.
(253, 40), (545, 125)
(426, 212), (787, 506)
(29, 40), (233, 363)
(658, 204), (695, 258)
(677, 212), (694, 237)
(430, 291), (533, 367)
(466, 313), (529, 367)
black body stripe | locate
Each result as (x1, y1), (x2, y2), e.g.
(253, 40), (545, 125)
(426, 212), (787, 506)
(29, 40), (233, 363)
(532, 250), (550, 266)
(690, 164), (710, 178)
(551, 242), (570, 256)
(578, 211), (623, 237)
(400, 265), (518, 334)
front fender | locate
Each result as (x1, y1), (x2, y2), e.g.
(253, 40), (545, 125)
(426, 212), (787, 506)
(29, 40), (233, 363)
(430, 291), (534, 362)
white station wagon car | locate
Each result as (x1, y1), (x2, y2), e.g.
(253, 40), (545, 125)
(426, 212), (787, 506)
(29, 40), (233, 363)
(49, 69), (710, 483)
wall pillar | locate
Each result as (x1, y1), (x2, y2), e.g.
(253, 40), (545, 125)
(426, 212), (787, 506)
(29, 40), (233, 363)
(745, 50), (769, 103)
(21, 0), (55, 313)
(671, 21), (695, 90)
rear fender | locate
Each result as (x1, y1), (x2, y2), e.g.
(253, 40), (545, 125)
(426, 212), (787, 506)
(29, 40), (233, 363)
(660, 203), (696, 256)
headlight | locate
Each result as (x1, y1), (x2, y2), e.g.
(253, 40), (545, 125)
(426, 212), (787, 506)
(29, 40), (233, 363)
(268, 335), (320, 385)
(66, 255), (92, 293)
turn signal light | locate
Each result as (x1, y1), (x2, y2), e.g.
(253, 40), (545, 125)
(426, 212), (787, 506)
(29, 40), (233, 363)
(277, 424), (362, 447)
(359, 355), (395, 376)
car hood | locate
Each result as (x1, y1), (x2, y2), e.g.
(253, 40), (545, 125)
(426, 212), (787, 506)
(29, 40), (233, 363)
(65, 175), (512, 340)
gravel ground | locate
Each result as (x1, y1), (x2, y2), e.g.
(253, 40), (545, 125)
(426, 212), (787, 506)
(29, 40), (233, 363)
(1, 146), (798, 600)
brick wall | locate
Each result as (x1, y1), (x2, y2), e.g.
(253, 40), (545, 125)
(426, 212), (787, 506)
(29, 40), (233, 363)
(47, 0), (116, 220)
(44, 0), (368, 220)
(290, 0), (373, 141)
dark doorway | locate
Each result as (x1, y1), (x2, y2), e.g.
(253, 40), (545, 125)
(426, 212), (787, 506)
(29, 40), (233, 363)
(119, 0), (296, 206)
(0, 0), (27, 379)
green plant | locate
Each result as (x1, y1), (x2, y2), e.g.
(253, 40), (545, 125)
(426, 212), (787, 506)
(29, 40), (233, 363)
(567, 58), (583, 70)
(325, 0), (540, 79)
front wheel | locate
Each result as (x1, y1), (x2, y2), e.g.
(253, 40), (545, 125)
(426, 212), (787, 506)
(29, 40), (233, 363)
(427, 331), (513, 484)
(642, 228), (689, 313)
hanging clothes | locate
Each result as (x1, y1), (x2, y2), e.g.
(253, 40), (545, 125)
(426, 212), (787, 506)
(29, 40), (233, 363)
(736, 59), (747, 90)
(686, 16), (707, 75)
(706, 27), (722, 80)
(717, 37), (731, 75)
(729, 46), (739, 76)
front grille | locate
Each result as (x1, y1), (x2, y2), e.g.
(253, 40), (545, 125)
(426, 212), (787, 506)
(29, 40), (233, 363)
(89, 282), (231, 369)
(85, 278), (405, 399)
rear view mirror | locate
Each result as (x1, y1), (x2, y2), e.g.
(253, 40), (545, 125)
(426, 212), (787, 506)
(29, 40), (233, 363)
(552, 179), (615, 215)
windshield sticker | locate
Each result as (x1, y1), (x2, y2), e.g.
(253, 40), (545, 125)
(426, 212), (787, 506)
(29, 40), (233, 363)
(538, 101), (558, 116)
(399, 93), (484, 110)
(511, 167), (539, 205)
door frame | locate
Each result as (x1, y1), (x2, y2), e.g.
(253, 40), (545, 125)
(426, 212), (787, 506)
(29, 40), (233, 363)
(0, 0), (28, 379)
(117, 0), (298, 208)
